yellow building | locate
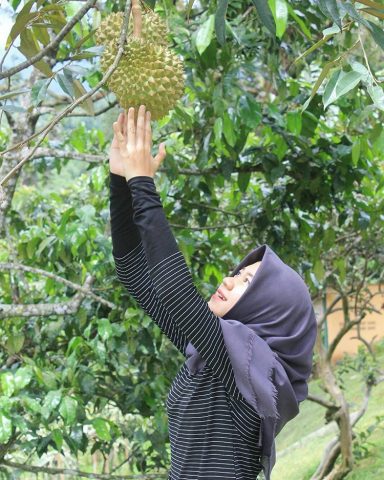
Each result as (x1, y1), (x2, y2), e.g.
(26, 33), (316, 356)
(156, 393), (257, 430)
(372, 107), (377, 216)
(323, 284), (384, 362)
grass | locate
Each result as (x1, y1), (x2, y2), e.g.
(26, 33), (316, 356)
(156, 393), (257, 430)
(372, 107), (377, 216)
(272, 343), (384, 479)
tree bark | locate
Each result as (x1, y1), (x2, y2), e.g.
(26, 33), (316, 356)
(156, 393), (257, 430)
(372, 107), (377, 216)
(311, 332), (354, 480)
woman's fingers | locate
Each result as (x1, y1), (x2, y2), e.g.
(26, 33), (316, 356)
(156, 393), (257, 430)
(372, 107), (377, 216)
(113, 121), (125, 149)
(127, 107), (136, 151)
(144, 110), (152, 155)
(122, 111), (127, 140)
(136, 105), (146, 150)
(117, 112), (124, 137)
(154, 142), (166, 169)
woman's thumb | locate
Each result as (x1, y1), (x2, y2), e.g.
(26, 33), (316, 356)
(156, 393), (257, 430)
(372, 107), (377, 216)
(155, 142), (167, 165)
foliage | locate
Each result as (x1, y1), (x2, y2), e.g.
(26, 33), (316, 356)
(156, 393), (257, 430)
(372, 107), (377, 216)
(0, 0), (383, 478)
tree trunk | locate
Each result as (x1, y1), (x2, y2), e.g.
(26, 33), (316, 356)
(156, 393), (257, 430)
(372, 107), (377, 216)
(311, 331), (354, 480)
(0, 73), (39, 236)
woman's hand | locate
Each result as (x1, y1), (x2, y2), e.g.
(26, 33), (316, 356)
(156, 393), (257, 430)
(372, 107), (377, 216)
(110, 105), (166, 181)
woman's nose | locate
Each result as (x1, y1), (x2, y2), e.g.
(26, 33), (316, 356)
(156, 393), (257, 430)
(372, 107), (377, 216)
(223, 277), (234, 289)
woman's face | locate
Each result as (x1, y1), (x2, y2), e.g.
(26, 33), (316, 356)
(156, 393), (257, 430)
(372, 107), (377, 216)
(207, 260), (261, 317)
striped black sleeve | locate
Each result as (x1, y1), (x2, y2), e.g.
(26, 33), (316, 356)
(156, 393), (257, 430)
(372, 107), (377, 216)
(127, 175), (242, 401)
(109, 172), (189, 356)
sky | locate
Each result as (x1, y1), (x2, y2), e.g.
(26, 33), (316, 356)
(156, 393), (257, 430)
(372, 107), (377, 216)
(0, 2), (22, 67)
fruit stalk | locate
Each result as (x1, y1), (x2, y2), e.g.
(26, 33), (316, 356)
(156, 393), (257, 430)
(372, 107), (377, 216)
(132, 0), (142, 38)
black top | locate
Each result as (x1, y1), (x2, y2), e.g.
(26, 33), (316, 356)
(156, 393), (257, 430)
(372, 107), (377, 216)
(109, 172), (263, 479)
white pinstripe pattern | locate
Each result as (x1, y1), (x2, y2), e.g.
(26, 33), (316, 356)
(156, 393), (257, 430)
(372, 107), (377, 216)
(113, 244), (263, 479)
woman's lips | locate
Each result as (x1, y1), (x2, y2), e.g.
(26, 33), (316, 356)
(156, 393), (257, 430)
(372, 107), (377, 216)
(212, 292), (225, 301)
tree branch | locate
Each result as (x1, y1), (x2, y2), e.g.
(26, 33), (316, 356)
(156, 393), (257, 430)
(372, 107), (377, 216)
(0, 0), (132, 187)
(0, 0), (97, 80)
(68, 100), (118, 117)
(0, 263), (118, 312)
(0, 274), (118, 319)
(0, 460), (167, 479)
(307, 393), (336, 409)
(170, 222), (253, 230)
(3, 148), (266, 177)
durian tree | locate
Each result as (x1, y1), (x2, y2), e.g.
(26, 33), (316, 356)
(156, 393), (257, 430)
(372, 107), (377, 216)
(0, 0), (383, 478)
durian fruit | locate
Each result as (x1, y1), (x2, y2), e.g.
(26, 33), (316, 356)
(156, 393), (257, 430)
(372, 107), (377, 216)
(95, 9), (169, 48)
(97, 0), (185, 120)
(101, 37), (184, 120)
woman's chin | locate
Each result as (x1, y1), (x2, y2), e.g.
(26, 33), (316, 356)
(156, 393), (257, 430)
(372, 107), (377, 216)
(207, 299), (216, 313)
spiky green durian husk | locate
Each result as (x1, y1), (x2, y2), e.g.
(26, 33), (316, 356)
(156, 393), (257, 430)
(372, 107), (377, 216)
(95, 10), (169, 48)
(101, 37), (184, 120)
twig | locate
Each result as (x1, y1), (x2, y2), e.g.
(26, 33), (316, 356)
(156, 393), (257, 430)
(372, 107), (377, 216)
(358, 26), (379, 86)
(68, 100), (118, 117)
(0, 0), (97, 80)
(0, 262), (118, 311)
(0, 1), (132, 187)
(307, 393), (336, 409)
(170, 222), (253, 230)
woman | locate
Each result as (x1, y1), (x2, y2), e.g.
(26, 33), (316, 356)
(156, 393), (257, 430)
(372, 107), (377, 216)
(109, 105), (317, 479)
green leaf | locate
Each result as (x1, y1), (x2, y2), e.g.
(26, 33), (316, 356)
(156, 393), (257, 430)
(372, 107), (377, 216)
(323, 24), (342, 36)
(6, 7), (39, 48)
(5, 333), (25, 354)
(287, 4), (311, 39)
(0, 90), (29, 101)
(59, 397), (78, 425)
(238, 171), (251, 193)
(335, 71), (364, 99)
(334, 258), (346, 283)
(251, 0), (276, 36)
(323, 70), (363, 108)
(367, 20), (384, 51)
(31, 79), (50, 106)
(215, 0), (229, 46)
(42, 371), (58, 390)
(268, 0), (288, 39)
(92, 418), (111, 441)
(341, 1), (372, 30)
(97, 318), (113, 341)
(287, 111), (302, 135)
(318, 0), (342, 30)
(323, 69), (342, 108)
(0, 373), (15, 397)
(352, 138), (361, 166)
(302, 61), (335, 111)
(42, 390), (62, 419)
(36, 236), (55, 257)
(23, 397), (41, 414)
(313, 259), (325, 282)
(349, 61), (369, 77)
(12, 0), (23, 10)
(237, 95), (262, 129)
(0, 414), (12, 444)
(18, 29), (52, 77)
(72, 79), (95, 116)
(56, 73), (74, 98)
(14, 367), (32, 391)
(222, 112), (236, 147)
(51, 429), (63, 450)
(367, 84), (384, 110)
(195, 14), (215, 55)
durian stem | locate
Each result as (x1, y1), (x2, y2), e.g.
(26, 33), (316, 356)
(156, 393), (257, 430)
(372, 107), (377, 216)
(132, 0), (142, 38)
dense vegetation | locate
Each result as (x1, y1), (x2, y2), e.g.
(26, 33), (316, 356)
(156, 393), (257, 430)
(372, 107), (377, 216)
(0, 1), (383, 478)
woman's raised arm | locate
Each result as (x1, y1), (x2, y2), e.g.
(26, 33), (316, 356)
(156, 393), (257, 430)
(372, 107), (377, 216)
(109, 113), (189, 356)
